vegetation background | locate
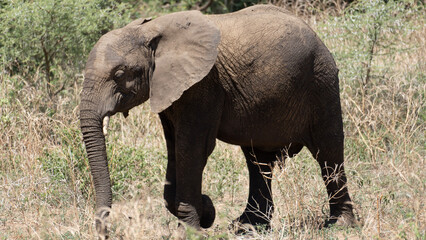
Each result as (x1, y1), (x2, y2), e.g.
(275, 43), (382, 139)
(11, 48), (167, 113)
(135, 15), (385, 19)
(0, 0), (424, 239)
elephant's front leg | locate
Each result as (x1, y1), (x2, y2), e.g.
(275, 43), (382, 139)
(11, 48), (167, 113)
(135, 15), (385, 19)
(160, 113), (178, 216)
(172, 125), (217, 229)
(160, 77), (223, 229)
(160, 104), (220, 229)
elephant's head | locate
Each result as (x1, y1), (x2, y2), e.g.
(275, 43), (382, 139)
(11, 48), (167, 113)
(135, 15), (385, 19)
(79, 10), (220, 231)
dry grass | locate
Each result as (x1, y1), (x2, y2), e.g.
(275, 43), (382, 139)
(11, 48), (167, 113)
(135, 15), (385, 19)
(1, 2), (425, 239)
(268, 0), (349, 16)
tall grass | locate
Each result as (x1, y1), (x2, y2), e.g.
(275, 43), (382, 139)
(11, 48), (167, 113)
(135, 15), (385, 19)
(0, 1), (424, 239)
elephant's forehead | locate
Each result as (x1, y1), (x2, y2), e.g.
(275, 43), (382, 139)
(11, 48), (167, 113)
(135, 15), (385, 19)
(87, 29), (132, 72)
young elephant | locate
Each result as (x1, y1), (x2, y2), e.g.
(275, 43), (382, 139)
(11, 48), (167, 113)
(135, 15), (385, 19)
(80, 4), (356, 236)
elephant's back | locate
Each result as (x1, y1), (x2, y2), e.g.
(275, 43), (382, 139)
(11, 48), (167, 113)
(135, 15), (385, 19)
(207, 5), (320, 52)
(208, 5), (297, 24)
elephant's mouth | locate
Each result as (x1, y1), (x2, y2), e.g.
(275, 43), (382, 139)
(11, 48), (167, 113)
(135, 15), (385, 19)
(102, 84), (146, 136)
(101, 109), (129, 136)
(102, 97), (130, 136)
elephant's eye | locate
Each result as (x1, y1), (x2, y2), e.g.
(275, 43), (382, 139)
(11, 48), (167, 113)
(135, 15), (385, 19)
(114, 70), (125, 79)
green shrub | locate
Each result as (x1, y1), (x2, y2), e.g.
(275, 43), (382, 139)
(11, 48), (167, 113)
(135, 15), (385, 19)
(0, 0), (132, 97)
(335, 0), (420, 86)
(315, 0), (424, 164)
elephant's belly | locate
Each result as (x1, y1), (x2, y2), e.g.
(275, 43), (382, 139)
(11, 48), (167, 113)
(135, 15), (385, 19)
(217, 130), (290, 151)
(216, 110), (309, 150)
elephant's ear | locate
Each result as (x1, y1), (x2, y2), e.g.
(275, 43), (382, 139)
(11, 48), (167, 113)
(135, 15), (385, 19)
(142, 11), (220, 113)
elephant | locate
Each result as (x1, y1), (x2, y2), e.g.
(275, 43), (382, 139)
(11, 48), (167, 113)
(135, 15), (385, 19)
(80, 4), (356, 236)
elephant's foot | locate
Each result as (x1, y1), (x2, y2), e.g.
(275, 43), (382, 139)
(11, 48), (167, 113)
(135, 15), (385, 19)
(176, 202), (201, 229)
(176, 194), (216, 230)
(200, 194), (216, 228)
(324, 210), (357, 228)
(230, 212), (271, 235)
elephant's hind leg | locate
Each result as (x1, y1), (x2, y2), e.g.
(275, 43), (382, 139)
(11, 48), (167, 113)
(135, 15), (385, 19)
(232, 147), (277, 233)
(308, 116), (356, 227)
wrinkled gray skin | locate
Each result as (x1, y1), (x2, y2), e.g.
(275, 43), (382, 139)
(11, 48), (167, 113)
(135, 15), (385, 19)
(80, 5), (356, 236)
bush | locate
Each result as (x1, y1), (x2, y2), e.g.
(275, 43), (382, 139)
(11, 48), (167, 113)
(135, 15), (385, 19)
(0, 0), (132, 97)
(314, 0), (424, 165)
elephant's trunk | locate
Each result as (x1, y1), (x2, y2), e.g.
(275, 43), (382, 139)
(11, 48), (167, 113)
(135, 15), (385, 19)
(80, 98), (112, 220)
